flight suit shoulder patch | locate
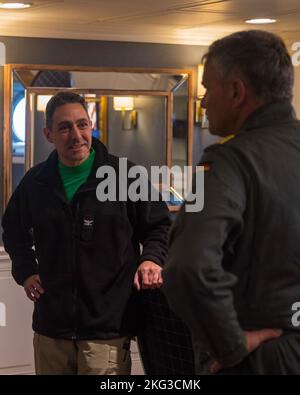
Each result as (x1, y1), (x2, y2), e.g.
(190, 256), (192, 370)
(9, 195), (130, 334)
(198, 161), (212, 171)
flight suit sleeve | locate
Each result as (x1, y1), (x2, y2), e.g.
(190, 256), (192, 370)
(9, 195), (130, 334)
(163, 146), (249, 368)
(2, 181), (38, 286)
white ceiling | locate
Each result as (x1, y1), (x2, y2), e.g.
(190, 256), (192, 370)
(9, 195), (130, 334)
(0, 0), (300, 45)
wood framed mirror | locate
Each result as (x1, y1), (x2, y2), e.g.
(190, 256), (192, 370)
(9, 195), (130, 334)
(3, 64), (194, 211)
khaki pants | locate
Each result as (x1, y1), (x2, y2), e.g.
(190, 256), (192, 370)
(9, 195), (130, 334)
(33, 333), (131, 375)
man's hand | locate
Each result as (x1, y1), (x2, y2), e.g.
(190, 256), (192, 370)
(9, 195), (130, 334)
(134, 261), (163, 291)
(23, 274), (44, 302)
(210, 328), (283, 374)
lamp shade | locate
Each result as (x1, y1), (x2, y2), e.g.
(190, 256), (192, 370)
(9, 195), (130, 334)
(197, 64), (206, 98)
(37, 95), (52, 112)
(113, 97), (134, 111)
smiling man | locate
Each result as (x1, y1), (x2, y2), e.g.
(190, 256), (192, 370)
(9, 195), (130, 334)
(45, 101), (92, 166)
(2, 91), (171, 375)
(163, 30), (300, 374)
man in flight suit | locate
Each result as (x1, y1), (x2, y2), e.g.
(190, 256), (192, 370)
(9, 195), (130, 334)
(163, 30), (300, 374)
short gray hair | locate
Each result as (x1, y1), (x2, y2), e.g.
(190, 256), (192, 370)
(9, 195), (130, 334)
(202, 30), (294, 102)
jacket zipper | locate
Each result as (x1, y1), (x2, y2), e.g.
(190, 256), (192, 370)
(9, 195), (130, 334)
(71, 199), (80, 340)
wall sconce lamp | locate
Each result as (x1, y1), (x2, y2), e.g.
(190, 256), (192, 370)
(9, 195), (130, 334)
(197, 64), (205, 99)
(195, 64), (208, 128)
(37, 95), (52, 112)
(113, 96), (137, 130)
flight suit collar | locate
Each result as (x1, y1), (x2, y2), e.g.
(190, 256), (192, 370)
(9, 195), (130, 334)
(239, 99), (297, 134)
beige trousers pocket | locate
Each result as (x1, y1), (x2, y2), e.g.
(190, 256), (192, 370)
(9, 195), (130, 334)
(77, 336), (132, 375)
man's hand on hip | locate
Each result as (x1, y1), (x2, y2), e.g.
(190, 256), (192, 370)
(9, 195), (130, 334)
(210, 328), (283, 374)
(23, 274), (44, 302)
(134, 261), (163, 291)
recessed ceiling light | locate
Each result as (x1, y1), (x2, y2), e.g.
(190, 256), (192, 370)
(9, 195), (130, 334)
(0, 2), (31, 9)
(245, 18), (277, 24)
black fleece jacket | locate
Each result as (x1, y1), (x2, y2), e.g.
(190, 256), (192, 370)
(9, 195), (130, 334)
(2, 138), (171, 339)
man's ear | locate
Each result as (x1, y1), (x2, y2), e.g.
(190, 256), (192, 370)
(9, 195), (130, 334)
(43, 127), (53, 143)
(229, 78), (247, 108)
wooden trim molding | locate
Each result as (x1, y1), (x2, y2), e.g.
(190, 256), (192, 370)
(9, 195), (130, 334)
(26, 87), (171, 96)
(187, 71), (194, 167)
(166, 92), (173, 169)
(10, 64), (193, 76)
(3, 64), (195, 211)
(3, 64), (12, 212)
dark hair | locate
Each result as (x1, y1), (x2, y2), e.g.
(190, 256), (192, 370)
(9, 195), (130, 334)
(45, 91), (89, 129)
(202, 30), (294, 102)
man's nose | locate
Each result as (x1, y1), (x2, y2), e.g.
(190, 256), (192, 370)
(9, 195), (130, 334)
(69, 124), (81, 139)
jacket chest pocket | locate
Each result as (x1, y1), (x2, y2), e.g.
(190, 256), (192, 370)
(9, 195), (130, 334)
(80, 214), (95, 241)
(77, 199), (132, 248)
(79, 212), (133, 247)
